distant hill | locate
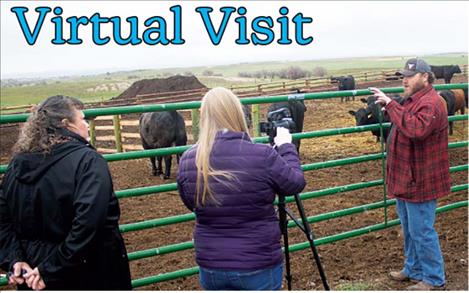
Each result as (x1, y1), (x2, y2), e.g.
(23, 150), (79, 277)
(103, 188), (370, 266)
(1, 53), (467, 107)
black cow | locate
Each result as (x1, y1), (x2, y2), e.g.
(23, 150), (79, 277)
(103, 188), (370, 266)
(331, 75), (356, 102)
(139, 111), (187, 179)
(348, 95), (404, 142)
(243, 105), (252, 128)
(438, 90), (455, 135)
(430, 65), (461, 83)
(267, 98), (307, 152)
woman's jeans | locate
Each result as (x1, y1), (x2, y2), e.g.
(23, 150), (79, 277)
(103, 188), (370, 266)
(199, 263), (283, 290)
(395, 199), (445, 286)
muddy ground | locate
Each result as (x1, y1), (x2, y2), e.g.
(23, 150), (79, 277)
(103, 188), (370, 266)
(0, 76), (467, 290)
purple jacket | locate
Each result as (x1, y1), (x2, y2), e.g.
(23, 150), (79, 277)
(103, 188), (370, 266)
(177, 130), (306, 270)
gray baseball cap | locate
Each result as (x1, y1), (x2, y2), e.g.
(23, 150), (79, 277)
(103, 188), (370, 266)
(396, 58), (432, 77)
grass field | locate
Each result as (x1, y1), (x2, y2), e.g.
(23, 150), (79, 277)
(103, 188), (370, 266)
(1, 53), (467, 108)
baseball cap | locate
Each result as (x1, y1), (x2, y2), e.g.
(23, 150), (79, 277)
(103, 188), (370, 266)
(396, 58), (432, 77)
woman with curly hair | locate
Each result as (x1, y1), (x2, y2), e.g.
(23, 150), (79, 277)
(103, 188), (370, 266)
(0, 95), (131, 290)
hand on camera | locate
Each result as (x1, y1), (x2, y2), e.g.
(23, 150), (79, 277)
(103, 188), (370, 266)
(274, 127), (292, 147)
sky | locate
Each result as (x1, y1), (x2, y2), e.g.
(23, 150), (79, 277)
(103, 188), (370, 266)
(1, 0), (468, 78)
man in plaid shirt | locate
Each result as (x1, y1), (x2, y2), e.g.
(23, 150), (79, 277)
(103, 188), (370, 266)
(371, 58), (450, 291)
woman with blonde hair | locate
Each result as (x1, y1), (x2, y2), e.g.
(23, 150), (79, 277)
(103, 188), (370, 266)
(0, 95), (131, 290)
(177, 87), (306, 290)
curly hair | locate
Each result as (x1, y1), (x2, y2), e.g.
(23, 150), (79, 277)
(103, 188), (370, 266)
(13, 95), (84, 155)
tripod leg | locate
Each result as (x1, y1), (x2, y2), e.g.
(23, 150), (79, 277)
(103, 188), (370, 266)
(294, 194), (330, 290)
(278, 196), (293, 290)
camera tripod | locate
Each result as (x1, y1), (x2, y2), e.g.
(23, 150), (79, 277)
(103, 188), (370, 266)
(277, 193), (330, 290)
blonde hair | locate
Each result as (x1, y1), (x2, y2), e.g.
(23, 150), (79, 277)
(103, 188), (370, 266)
(195, 87), (249, 206)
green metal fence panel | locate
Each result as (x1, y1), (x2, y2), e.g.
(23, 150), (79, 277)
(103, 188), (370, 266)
(1, 84), (467, 124)
(0, 83), (467, 288)
(119, 168), (467, 235)
(131, 267), (200, 288)
(1, 198), (466, 288)
(120, 213), (195, 233)
(126, 199), (399, 261)
(127, 200), (467, 288)
(116, 183), (177, 199)
(291, 200), (468, 251)
(1, 120), (466, 174)
(128, 241), (194, 261)
(114, 145), (464, 201)
(116, 153), (386, 201)
(302, 153), (383, 171)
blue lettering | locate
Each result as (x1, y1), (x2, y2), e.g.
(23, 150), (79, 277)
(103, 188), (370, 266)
(51, 7), (65, 44)
(110, 16), (142, 45)
(90, 13), (110, 45)
(10, 6), (51, 45)
(66, 16), (89, 44)
(235, 6), (249, 45)
(277, 7), (291, 45)
(142, 16), (169, 45)
(170, 5), (184, 44)
(293, 13), (313, 45)
(251, 17), (274, 45)
(196, 6), (236, 45)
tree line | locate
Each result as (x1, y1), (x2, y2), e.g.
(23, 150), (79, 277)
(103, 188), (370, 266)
(238, 66), (327, 80)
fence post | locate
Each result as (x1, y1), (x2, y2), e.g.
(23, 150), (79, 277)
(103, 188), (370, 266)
(364, 72), (367, 81)
(257, 84), (262, 96)
(251, 104), (260, 137)
(377, 111), (388, 225)
(305, 80), (310, 91)
(89, 119), (96, 147)
(191, 109), (200, 142)
(113, 115), (123, 153)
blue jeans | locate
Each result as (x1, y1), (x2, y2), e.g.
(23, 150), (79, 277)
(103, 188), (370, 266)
(199, 263), (283, 290)
(395, 199), (445, 286)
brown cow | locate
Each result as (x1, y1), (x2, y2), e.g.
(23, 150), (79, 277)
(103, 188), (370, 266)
(451, 89), (466, 115)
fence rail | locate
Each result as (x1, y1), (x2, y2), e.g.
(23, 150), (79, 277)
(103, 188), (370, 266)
(1, 115), (467, 174)
(118, 161), (467, 235)
(1, 83), (467, 124)
(128, 199), (467, 288)
(2, 64), (467, 113)
(0, 83), (467, 289)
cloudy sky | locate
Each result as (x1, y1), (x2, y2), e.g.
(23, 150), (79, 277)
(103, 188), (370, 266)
(1, 1), (468, 78)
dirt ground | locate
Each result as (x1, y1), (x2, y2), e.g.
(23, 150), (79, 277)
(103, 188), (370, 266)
(116, 75), (206, 100)
(0, 76), (467, 290)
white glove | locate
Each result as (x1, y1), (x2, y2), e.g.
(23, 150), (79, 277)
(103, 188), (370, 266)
(274, 127), (292, 147)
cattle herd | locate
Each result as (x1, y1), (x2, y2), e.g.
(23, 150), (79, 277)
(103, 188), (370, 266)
(139, 64), (466, 178)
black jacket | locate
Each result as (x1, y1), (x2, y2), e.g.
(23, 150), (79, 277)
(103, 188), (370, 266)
(0, 130), (131, 290)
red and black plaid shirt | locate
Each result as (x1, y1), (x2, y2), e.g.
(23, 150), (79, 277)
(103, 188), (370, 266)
(384, 85), (450, 202)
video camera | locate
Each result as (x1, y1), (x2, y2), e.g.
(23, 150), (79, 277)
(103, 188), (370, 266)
(259, 107), (297, 144)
